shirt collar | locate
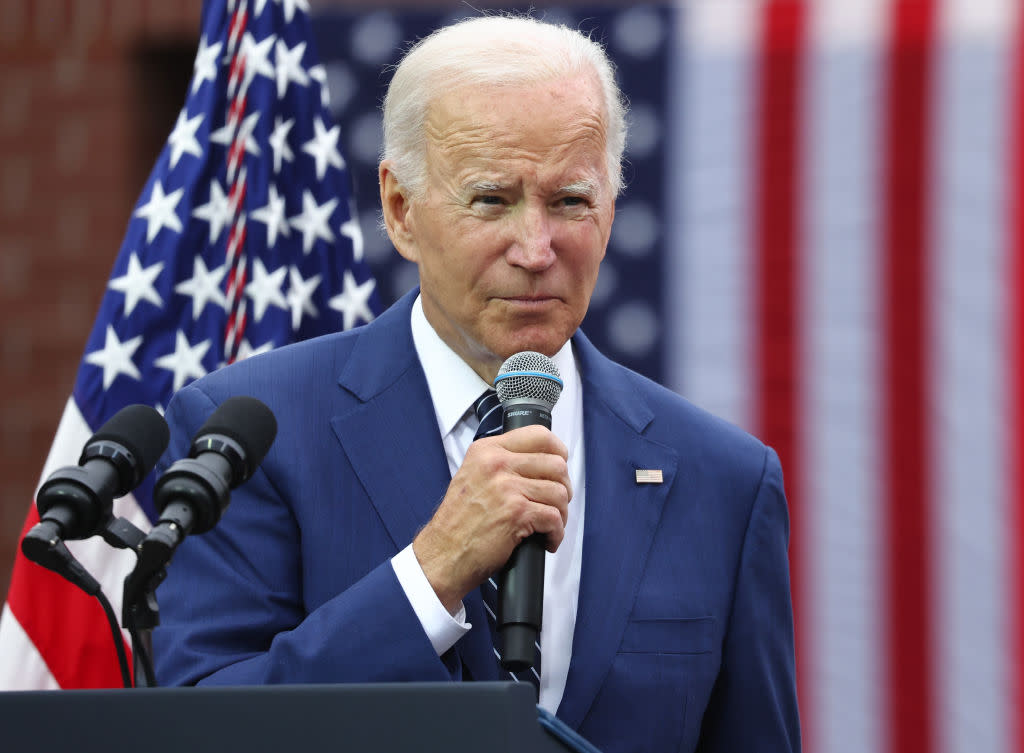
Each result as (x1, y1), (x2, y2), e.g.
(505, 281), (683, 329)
(410, 294), (579, 439)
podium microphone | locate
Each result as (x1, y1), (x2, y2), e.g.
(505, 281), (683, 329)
(22, 404), (169, 567)
(141, 396), (277, 564)
(493, 351), (563, 672)
(121, 396), (276, 688)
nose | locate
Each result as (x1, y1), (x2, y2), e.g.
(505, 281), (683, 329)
(506, 205), (556, 272)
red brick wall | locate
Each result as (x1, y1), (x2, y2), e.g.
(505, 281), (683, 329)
(0, 0), (204, 603)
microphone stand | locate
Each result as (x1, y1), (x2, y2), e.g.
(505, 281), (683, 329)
(99, 516), (161, 687)
(120, 532), (172, 688)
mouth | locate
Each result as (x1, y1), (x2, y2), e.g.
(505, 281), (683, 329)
(497, 295), (560, 306)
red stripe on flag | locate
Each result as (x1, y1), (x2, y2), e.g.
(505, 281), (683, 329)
(6, 507), (131, 688)
(1011, 13), (1024, 753)
(754, 0), (807, 742)
(881, 2), (935, 752)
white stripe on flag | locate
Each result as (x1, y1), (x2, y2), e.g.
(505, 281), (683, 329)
(0, 603), (60, 690)
(669, 0), (758, 428)
(802, 3), (887, 753)
(932, 3), (1016, 751)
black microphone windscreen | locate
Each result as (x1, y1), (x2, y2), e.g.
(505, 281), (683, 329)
(198, 396), (278, 466)
(88, 404), (170, 478)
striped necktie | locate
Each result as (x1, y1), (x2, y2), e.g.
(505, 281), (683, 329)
(471, 390), (541, 693)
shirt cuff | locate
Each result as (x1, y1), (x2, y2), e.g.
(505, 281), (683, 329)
(391, 544), (471, 656)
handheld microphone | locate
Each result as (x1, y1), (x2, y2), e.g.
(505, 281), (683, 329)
(21, 404), (169, 568)
(493, 351), (563, 672)
(141, 396), (277, 562)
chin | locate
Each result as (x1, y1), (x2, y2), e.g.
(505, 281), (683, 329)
(495, 331), (571, 361)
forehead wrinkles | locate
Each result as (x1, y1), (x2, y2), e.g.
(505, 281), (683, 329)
(422, 80), (609, 184)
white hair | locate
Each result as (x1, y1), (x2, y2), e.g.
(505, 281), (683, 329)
(381, 14), (628, 198)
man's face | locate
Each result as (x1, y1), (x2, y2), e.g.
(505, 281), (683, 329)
(382, 73), (615, 381)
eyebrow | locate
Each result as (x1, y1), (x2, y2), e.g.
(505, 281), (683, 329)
(466, 181), (505, 193)
(559, 179), (599, 197)
(464, 179), (600, 196)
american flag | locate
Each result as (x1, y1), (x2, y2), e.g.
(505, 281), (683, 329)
(317, 2), (1022, 753)
(3, 2), (1023, 753)
(0, 0), (379, 689)
(671, 3), (1022, 753)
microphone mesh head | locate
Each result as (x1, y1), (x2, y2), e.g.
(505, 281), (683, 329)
(494, 351), (563, 409)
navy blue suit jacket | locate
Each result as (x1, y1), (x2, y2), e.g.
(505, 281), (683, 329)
(153, 290), (800, 753)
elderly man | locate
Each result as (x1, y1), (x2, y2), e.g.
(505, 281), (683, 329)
(154, 15), (800, 753)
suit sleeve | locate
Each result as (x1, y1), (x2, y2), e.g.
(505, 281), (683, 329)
(698, 447), (802, 752)
(151, 383), (459, 686)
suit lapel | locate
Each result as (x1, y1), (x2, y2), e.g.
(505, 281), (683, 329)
(330, 292), (450, 550)
(556, 334), (679, 729)
(328, 291), (497, 682)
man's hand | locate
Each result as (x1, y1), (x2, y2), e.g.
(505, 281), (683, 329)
(412, 424), (572, 613)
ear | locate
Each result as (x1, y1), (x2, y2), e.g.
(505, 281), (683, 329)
(379, 160), (420, 263)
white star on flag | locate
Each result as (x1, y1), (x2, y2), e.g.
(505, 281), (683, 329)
(308, 64), (330, 109)
(250, 184), (290, 246)
(174, 256), (228, 319)
(329, 270), (377, 331)
(191, 35), (222, 94)
(236, 337), (275, 362)
(154, 330), (212, 393)
(268, 116), (295, 173)
(210, 112), (262, 157)
(340, 217), (364, 262)
(108, 252), (165, 316)
(245, 258), (288, 321)
(240, 32), (277, 91)
(289, 190), (337, 253)
(275, 39), (310, 98)
(302, 117), (344, 180)
(134, 180), (184, 243)
(167, 110), (205, 169)
(278, 0), (311, 24)
(286, 266), (321, 329)
(84, 325), (144, 389)
(192, 178), (232, 243)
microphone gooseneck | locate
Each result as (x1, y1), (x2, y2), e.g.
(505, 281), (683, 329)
(493, 351), (563, 673)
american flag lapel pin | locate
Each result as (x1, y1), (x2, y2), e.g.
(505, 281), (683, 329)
(635, 469), (664, 484)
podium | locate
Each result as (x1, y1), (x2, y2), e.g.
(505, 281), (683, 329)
(0, 682), (599, 752)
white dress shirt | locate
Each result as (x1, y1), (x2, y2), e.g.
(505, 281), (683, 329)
(391, 295), (585, 713)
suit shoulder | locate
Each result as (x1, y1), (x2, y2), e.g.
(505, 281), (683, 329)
(183, 328), (360, 400)
(608, 361), (774, 480)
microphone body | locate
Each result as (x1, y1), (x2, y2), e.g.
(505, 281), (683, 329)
(493, 352), (564, 673)
(22, 404), (169, 565)
(140, 397), (277, 566)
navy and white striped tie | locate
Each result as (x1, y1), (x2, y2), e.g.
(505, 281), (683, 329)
(471, 390), (541, 692)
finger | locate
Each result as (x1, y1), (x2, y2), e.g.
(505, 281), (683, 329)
(513, 499), (565, 552)
(504, 452), (572, 492)
(463, 443), (572, 500)
(515, 478), (570, 524)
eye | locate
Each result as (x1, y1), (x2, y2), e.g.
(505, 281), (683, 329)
(473, 195), (505, 206)
(557, 195), (590, 210)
